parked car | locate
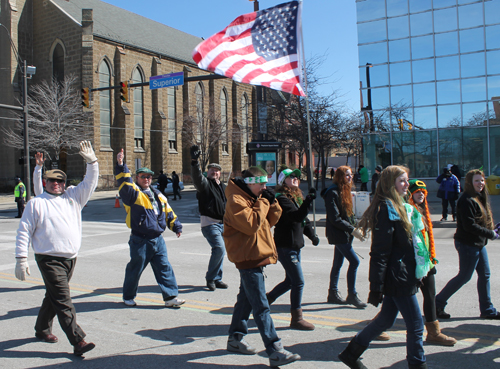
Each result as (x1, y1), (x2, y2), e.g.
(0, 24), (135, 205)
(153, 177), (184, 195)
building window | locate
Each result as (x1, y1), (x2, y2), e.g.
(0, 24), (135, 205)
(241, 94), (249, 149)
(52, 43), (64, 83)
(220, 88), (228, 153)
(132, 68), (144, 149)
(98, 61), (111, 148)
(195, 82), (204, 143)
(167, 87), (176, 150)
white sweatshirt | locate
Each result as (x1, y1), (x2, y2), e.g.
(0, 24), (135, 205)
(16, 162), (99, 259)
(33, 164), (44, 196)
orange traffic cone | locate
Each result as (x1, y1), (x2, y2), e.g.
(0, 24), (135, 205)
(114, 194), (120, 208)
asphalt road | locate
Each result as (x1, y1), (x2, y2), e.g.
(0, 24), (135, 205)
(0, 187), (499, 368)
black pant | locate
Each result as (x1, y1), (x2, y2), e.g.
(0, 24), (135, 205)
(16, 199), (25, 217)
(441, 198), (456, 219)
(173, 186), (181, 200)
(35, 256), (86, 346)
(360, 182), (368, 191)
(420, 272), (437, 322)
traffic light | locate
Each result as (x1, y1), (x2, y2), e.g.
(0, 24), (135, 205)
(120, 81), (129, 102)
(397, 119), (403, 130)
(81, 88), (90, 108)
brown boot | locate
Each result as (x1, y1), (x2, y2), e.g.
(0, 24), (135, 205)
(290, 308), (315, 330)
(425, 320), (457, 346)
(375, 331), (391, 341)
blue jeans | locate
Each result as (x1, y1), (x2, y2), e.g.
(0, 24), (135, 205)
(201, 223), (225, 282)
(329, 241), (360, 294)
(229, 267), (281, 355)
(436, 240), (497, 316)
(356, 295), (425, 366)
(267, 248), (304, 309)
(123, 234), (179, 301)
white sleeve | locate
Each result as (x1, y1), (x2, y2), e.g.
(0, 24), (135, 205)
(33, 165), (44, 196)
(15, 202), (36, 258)
(66, 162), (99, 206)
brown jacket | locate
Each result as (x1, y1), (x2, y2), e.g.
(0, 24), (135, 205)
(223, 178), (282, 269)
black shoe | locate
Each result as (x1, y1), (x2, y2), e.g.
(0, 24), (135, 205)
(74, 340), (95, 356)
(215, 280), (228, 289)
(327, 289), (347, 304)
(206, 281), (216, 291)
(436, 307), (451, 319)
(480, 312), (500, 320)
(346, 293), (368, 309)
(15, 215), (21, 218)
(338, 338), (368, 369)
(440, 217), (447, 222)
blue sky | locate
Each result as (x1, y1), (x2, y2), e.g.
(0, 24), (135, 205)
(102, 0), (360, 111)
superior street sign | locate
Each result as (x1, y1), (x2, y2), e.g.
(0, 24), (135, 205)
(149, 72), (184, 90)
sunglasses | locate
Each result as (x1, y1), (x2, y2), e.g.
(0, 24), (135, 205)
(138, 175), (152, 179)
(47, 178), (65, 184)
(288, 174), (298, 179)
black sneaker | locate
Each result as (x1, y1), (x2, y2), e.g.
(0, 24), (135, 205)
(436, 307), (451, 319)
(480, 312), (500, 320)
(346, 293), (367, 309)
(206, 281), (216, 291)
(327, 290), (347, 304)
(215, 280), (228, 289)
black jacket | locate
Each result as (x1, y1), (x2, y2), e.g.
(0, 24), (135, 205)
(371, 172), (380, 194)
(322, 184), (355, 245)
(273, 194), (314, 250)
(191, 162), (226, 220)
(369, 201), (419, 297)
(454, 192), (496, 248)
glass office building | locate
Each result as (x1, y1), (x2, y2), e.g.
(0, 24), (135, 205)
(357, 0), (500, 178)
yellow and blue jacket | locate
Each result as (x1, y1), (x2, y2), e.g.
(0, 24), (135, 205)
(115, 163), (182, 239)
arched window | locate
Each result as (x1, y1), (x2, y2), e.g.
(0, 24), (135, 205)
(220, 88), (228, 153)
(241, 94), (249, 149)
(195, 82), (204, 143)
(167, 87), (176, 150)
(132, 68), (144, 149)
(52, 43), (64, 82)
(98, 61), (111, 147)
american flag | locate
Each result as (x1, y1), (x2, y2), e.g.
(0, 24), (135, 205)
(192, 1), (305, 96)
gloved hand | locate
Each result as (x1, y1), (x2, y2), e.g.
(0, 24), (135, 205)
(261, 189), (276, 204)
(15, 257), (30, 281)
(352, 228), (366, 242)
(312, 234), (320, 246)
(494, 222), (500, 233)
(305, 187), (317, 201)
(190, 145), (201, 161)
(79, 140), (97, 164)
(368, 291), (383, 307)
(494, 230), (500, 240)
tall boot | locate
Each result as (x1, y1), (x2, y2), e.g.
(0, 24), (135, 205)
(338, 338), (368, 369)
(425, 320), (457, 346)
(290, 308), (315, 330)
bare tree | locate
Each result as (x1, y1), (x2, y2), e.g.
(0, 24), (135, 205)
(183, 106), (250, 172)
(2, 74), (92, 163)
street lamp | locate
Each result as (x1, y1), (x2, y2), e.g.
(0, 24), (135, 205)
(0, 23), (35, 201)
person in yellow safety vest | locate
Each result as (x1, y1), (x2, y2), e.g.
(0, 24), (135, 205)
(14, 177), (26, 218)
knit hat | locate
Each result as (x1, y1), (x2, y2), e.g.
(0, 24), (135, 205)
(375, 165), (383, 172)
(136, 167), (154, 175)
(278, 168), (301, 186)
(207, 163), (222, 170)
(408, 179), (427, 196)
(45, 169), (67, 181)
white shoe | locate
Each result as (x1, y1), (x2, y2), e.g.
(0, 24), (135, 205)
(123, 299), (136, 306)
(165, 298), (185, 308)
(227, 336), (257, 355)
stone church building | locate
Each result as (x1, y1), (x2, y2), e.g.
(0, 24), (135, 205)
(0, 0), (255, 189)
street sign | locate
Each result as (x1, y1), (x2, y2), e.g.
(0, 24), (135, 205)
(149, 72), (184, 90)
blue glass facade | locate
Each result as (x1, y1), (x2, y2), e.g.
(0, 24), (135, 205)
(357, 0), (500, 177)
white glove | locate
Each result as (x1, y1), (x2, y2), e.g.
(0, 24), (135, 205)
(352, 228), (366, 242)
(79, 140), (97, 164)
(15, 258), (30, 281)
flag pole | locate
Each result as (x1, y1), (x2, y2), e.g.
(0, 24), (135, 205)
(298, 0), (316, 231)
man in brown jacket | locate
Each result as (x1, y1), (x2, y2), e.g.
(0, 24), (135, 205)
(223, 166), (301, 368)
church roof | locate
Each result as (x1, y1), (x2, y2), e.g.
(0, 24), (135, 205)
(52, 0), (203, 65)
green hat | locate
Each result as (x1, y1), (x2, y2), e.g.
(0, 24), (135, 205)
(136, 167), (154, 175)
(278, 168), (301, 185)
(408, 179), (427, 195)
